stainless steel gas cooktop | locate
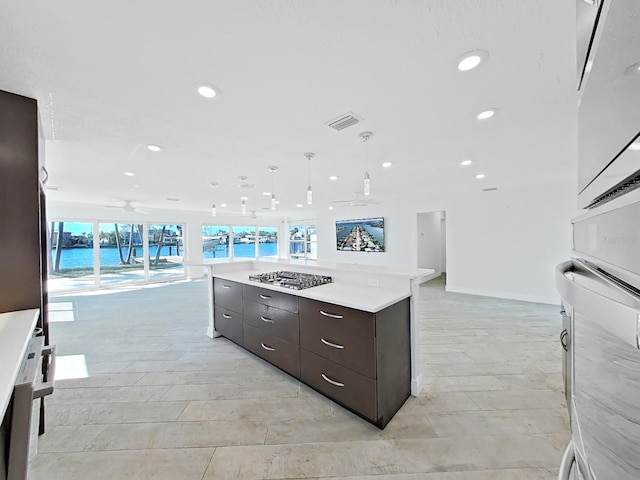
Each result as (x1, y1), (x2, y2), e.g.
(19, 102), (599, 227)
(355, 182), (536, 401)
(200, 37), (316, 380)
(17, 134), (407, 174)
(248, 271), (333, 290)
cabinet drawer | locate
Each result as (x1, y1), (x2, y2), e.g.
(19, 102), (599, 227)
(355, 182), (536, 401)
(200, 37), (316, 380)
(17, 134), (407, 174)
(243, 300), (299, 345)
(300, 299), (375, 378)
(214, 278), (243, 314)
(301, 349), (376, 421)
(243, 323), (300, 378)
(214, 305), (243, 346)
(243, 284), (299, 313)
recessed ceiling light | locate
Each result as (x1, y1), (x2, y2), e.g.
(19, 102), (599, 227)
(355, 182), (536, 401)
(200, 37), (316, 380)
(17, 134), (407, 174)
(382, 162), (393, 168)
(220, 203), (227, 207)
(477, 110), (496, 120)
(328, 206), (334, 210)
(276, 200), (280, 204)
(629, 141), (640, 151)
(262, 192), (271, 196)
(296, 204), (303, 208)
(124, 172), (135, 177)
(240, 196), (248, 200)
(461, 159), (473, 166)
(147, 144), (161, 152)
(197, 85), (217, 98)
(476, 173), (486, 179)
(457, 50), (489, 71)
(329, 175), (338, 181)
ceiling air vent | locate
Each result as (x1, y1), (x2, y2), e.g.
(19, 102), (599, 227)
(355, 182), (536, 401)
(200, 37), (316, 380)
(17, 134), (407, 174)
(482, 187), (498, 192)
(325, 112), (363, 131)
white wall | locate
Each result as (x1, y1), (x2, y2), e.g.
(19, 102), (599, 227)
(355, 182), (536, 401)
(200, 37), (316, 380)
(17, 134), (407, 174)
(443, 183), (576, 304)
(316, 206), (418, 268)
(316, 181), (576, 305)
(417, 211), (445, 275)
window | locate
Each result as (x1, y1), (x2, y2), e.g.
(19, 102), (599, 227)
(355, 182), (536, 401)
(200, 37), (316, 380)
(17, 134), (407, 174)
(232, 226), (256, 258)
(290, 224), (316, 259)
(98, 223), (145, 286)
(258, 227), (278, 258)
(148, 224), (185, 280)
(202, 225), (229, 259)
(48, 221), (95, 292)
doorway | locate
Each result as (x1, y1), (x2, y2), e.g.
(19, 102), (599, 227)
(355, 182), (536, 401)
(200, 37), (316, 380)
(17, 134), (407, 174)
(416, 211), (446, 276)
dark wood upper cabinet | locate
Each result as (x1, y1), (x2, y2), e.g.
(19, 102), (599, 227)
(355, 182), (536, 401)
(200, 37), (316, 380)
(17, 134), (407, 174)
(0, 90), (46, 332)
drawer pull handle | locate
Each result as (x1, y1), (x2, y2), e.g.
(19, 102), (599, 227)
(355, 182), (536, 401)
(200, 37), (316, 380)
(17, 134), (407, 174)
(319, 310), (343, 319)
(321, 373), (344, 387)
(259, 294), (272, 300)
(321, 338), (344, 349)
(222, 313), (232, 319)
(261, 343), (275, 352)
(261, 316), (274, 324)
(222, 285), (231, 289)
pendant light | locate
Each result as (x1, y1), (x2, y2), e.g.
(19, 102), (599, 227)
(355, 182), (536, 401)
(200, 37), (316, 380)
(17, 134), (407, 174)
(360, 131), (373, 196)
(268, 166), (278, 210)
(304, 152), (314, 205)
(241, 198), (246, 214)
(209, 182), (218, 217)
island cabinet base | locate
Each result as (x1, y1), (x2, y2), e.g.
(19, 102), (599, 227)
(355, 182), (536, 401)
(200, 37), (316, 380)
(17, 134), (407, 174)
(212, 277), (411, 429)
(301, 348), (377, 422)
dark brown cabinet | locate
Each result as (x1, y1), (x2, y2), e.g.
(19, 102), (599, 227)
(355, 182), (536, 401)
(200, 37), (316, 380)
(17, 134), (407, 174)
(242, 284), (299, 313)
(299, 297), (410, 428)
(243, 323), (300, 378)
(213, 278), (243, 345)
(212, 276), (411, 428)
(0, 90), (48, 339)
(213, 305), (243, 346)
(213, 278), (243, 314)
(300, 299), (376, 378)
(301, 348), (377, 420)
(243, 299), (299, 345)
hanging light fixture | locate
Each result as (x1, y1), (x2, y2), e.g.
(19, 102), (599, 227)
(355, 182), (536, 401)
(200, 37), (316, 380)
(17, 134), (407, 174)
(268, 166), (278, 210)
(304, 152), (314, 205)
(209, 182), (218, 217)
(241, 198), (246, 214)
(360, 131), (373, 196)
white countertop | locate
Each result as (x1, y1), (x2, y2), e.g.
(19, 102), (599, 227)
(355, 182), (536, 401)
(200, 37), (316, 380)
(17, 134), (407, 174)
(213, 269), (410, 313)
(197, 258), (434, 282)
(0, 309), (39, 420)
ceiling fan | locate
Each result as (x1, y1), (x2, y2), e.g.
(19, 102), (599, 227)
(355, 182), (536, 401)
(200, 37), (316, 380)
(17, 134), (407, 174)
(103, 200), (150, 214)
(331, 192), (381, 207)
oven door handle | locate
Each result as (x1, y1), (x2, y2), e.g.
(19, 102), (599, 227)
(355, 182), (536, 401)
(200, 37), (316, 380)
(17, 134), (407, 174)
(33, 344), (56, 399)
(556, 259), (640, 349)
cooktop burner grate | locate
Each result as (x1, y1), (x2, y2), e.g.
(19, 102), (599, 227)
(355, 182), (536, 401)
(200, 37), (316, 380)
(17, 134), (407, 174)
(248, 271), (333, 290)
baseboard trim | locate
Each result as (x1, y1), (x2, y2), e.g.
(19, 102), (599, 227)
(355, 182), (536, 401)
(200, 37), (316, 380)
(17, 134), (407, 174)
(445, 285), (560, 306)
(410, 374), (423, 397)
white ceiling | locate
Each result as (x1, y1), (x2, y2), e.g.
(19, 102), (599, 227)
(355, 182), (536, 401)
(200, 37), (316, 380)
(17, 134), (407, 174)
(0, 0), (577, 220)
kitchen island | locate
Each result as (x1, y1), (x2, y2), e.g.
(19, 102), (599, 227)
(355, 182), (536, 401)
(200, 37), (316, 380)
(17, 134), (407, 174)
(203, 260), (435, 425)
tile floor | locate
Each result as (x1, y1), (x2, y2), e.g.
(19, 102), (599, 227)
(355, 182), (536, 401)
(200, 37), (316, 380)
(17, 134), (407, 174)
(29, 275), (570, 479)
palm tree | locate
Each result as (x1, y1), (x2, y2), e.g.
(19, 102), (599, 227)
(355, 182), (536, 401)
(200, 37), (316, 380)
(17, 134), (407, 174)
(114, 224), (136, 264)
(152, 226), (166, 266)
(53, 221), (64, 273)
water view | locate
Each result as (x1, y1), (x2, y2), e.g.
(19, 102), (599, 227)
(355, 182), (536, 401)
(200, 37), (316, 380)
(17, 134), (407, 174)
(335, 218), (385, 252)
